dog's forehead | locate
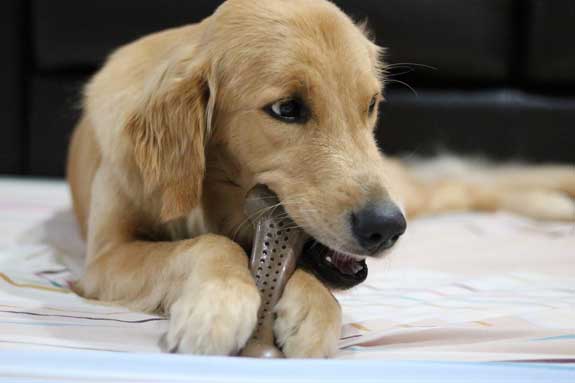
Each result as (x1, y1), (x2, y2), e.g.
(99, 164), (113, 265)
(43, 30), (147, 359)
(291, 13), (376, 72)
(214, 0), (381, 99)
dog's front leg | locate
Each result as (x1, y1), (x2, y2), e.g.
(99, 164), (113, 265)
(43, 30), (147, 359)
(80, 234), (260, 355)
(77, 168), (260, 355)
(163, 235), (262, 355)
(273, 269), (342, 358)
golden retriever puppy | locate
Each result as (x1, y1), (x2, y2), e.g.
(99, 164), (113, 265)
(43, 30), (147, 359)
(67, 0), (575, 358)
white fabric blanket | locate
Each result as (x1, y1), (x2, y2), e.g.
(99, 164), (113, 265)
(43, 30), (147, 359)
(1, 178), (574, 363)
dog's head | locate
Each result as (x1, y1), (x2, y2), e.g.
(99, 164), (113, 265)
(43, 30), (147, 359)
(127, 0), (406, 287)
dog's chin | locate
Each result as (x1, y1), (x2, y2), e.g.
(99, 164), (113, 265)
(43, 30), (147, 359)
(298, 238), (368, 290)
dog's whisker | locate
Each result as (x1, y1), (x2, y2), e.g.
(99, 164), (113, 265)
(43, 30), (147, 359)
(230, 196), (312, 241)
(384, 62), (437, 71)
(385, 68), (416, 77)
(384, 79), (418, 96)
(231, 204), (280, 240)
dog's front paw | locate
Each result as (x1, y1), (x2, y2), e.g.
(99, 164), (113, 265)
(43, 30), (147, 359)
(165, 278), (260, 355)
(273, 270), (341, 358)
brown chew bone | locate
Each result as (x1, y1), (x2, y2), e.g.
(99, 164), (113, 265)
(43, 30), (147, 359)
(240, 185), (308, 358)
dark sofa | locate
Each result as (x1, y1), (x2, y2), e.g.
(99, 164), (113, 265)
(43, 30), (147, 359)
(2, 0), (574, 177)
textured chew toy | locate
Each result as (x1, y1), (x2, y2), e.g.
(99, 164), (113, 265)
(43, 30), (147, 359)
(240, 185), (308, 358)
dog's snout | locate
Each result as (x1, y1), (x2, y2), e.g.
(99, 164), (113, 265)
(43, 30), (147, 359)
(351, 201), (406, 254)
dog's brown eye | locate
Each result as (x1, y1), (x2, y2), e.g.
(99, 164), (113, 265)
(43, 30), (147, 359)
(265, 98), (309, 124)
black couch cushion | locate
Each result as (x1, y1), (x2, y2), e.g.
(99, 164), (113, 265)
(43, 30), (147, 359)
(379, 88), (575, 163)
(29, 74), (87, 177)
(333, 0), (516, 84)
(335, 0), (515, 86)
(34, 0), (515, 86)
(525, 0), (575, 85)
(33, 0), (221, 71)
(0, 0), (24, 174)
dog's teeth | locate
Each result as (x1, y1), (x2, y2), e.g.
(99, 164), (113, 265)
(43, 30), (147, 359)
(325, 256), (333, 264)
(351, 262), (363, 274)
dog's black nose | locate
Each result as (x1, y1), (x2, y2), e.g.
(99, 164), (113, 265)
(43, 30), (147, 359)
(351, 201), (406, 253)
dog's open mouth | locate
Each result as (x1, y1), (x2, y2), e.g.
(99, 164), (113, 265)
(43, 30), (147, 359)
(299, 239), (368, 289)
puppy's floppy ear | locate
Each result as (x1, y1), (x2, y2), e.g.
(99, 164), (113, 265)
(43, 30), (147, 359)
(126, 58), (216, 222)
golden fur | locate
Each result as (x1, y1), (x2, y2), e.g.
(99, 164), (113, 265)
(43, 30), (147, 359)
(67, 0), (575, 357)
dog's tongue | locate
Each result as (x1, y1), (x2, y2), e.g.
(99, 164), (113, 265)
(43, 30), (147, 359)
(329, 253), (364, 276)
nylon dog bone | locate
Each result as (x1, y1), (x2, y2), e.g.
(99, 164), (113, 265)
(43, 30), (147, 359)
(240, 185), (308, 358)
